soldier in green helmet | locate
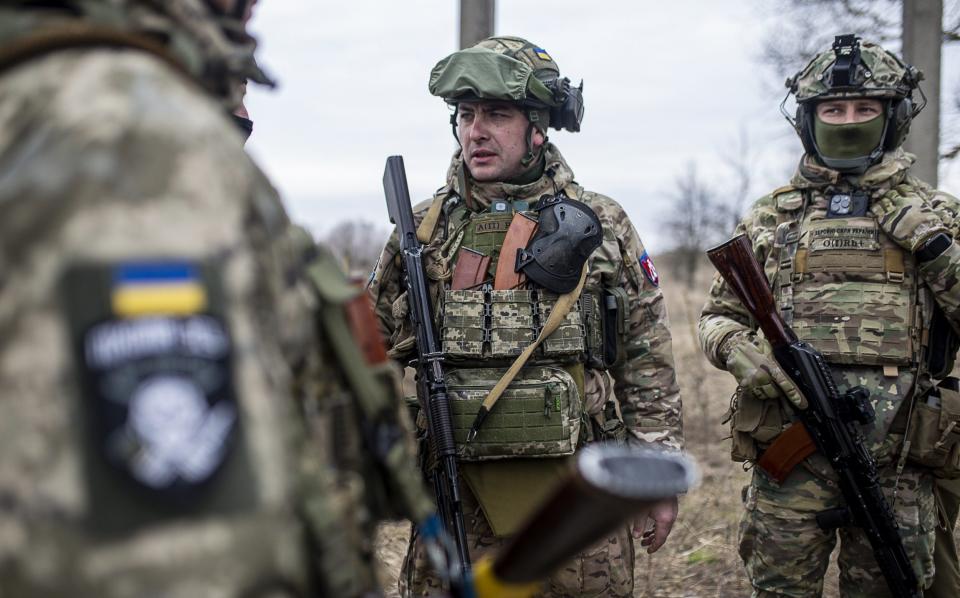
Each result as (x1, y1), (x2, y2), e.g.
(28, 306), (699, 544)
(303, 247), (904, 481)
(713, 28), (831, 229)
(0, 1), (436, 596)
(369, 36), (685, 597)
(699, 34), (960, 596)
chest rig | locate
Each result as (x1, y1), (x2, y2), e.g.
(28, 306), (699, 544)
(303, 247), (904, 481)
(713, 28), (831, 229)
(772, 187), (927, 368)
(419, 189), (620, 464)
(438, 194), (604, 369)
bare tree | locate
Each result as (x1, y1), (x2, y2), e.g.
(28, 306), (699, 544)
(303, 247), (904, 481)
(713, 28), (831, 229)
(663, 163), (726, 288)
(323, 219), (390, 279)
(717, 126), (756, 233)
(759, 1), (906, 75)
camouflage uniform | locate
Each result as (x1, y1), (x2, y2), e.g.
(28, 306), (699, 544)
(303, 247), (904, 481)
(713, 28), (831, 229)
(0, 1), (430, 596)
(700, 37), (959, 597)
(371, 139), (683, 596)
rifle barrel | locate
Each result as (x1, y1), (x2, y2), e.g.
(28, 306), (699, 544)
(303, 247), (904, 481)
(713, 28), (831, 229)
(492, 446), (697, 584)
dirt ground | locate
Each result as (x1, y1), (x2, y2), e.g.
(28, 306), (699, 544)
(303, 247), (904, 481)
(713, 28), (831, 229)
(374, 255), (960, 597)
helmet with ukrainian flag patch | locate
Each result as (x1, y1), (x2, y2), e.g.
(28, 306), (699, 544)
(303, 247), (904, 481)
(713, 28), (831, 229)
(429, 35), (584, 133)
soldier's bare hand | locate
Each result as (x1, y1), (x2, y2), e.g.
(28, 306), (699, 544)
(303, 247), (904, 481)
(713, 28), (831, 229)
(634, 496), (678, 554)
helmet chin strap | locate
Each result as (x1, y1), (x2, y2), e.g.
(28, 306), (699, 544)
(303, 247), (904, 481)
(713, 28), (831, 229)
(521, 109), (547, 167)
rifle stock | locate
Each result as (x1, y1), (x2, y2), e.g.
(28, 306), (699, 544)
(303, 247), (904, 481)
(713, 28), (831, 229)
(706, 233), (921, 598)
(382, 156), (472, 589)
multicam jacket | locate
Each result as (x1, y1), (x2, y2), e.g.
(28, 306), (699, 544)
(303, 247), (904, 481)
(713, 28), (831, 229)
(700, 149), (960, 463)
(369, 143), (683, 450)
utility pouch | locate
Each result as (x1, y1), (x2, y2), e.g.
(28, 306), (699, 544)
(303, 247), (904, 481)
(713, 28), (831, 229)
(905, 380), (960, 478)
(926, 302), (960, 379)
(583, 287), (628, 369)
(727, 387), (786, 463)
(445, 365), (583, 461)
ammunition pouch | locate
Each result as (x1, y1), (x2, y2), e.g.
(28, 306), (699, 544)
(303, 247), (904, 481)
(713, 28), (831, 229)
(440, 285), (628, 371)
(725, 387), (787, 463)
(926, 302), (960, 379)
(440, 288), (585, 363)
(582, 287), (628, 369)
(905, 380), (960, 478)
(446, 364), (584, 461)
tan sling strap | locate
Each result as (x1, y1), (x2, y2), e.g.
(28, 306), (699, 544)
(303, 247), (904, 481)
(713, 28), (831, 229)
(416, 194), (446, 243)
(493, 212), (538, 289)
(466, 264), (589, 442)
(0, 22), (188, 81)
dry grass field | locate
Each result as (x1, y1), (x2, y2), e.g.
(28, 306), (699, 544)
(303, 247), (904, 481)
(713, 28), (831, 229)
(374, 255), (960, 597)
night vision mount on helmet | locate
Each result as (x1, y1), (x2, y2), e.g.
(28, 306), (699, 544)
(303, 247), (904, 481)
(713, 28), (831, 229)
(781, 34), (925, 173)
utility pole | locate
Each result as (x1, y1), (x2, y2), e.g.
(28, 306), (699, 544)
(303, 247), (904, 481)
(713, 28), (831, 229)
(901, 0), (942, 185)
(459, 0), (495, 49)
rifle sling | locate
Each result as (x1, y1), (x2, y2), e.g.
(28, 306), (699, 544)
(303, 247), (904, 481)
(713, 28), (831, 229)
(757, 422), (816, 484)
(416, 194), (445, 244)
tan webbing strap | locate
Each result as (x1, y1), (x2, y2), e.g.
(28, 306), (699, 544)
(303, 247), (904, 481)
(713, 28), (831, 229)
(466, 265), (589, 441)
(885, 248), (905, 283)
(794, 248), (808, 277)
(416, 194), (445, 244)
(493, 212), (537, 289)
(757, 422), (816, 484)
(0, 23), (188, 81)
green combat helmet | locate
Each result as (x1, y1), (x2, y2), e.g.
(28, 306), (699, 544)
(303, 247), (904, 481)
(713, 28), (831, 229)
(429, 35), (584, 164)
(783, 34), (925, 173)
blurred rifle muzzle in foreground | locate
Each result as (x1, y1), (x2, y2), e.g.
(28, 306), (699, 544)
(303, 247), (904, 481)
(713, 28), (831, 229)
(472, 445), (699, 598)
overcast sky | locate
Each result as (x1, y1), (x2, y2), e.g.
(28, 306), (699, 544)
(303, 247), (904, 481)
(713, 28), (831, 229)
(244, 0), (960, 254)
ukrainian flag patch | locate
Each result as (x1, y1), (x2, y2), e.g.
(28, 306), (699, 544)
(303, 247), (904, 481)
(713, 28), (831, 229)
(111, 262), (207, 317)
(533, 47), (552, 61)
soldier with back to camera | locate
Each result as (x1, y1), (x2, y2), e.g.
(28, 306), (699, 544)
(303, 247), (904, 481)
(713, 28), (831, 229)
(0, 1), (435, 596)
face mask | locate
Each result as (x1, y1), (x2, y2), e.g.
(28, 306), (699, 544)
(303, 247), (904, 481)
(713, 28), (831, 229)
(232, 114), (253, 143)
(813, 114), (885, 160)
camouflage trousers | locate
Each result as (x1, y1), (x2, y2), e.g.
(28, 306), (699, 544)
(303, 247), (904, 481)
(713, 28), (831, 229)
(738, 463), (936, 597)
(399, 482), (635, 597)
(927, 477), (960, 598)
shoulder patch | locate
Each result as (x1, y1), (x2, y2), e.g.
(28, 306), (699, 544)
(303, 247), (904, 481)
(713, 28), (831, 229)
(62, 260), (238, 503)
(639, 251), (660, 287)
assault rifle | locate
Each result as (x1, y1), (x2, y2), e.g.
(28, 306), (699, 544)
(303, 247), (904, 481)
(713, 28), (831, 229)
(707, 234), (921, 598)
(383, 156), (472, 590)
